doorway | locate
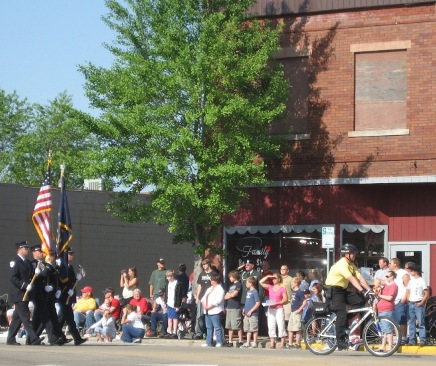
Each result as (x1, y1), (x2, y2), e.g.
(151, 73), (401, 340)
(389, 242), (429, 285)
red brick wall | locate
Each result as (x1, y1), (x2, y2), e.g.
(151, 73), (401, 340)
(268, 4), (436, 180)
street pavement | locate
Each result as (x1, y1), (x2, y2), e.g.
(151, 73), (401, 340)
(1, 329), (436, 366)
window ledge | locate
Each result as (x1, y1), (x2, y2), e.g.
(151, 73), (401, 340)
(288, 133), (311, 140)
(348, 129), (409, 138)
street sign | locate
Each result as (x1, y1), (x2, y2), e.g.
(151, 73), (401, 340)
(322, 227), (335, 249)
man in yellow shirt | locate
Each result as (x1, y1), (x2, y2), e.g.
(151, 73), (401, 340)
(73, 286), (97, 332)
(325, 244), (371, 350)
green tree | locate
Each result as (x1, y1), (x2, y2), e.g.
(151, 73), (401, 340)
(0, 89), (33, 181)
(79, 0), (288, 253)
(0, 91), (102, 189)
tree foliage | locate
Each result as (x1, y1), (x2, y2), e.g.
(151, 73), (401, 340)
(0, 90), (102, 189)
(79, 0), (288, 252)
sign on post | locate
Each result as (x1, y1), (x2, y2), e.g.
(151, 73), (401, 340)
(322, 227), (335, 249)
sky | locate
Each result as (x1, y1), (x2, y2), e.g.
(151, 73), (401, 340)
(0, 0), (115, 113)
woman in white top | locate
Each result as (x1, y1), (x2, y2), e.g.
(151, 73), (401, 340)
(120, 267), (139, 306)
(120, 304), (145, 343)
(200, 273), (225, 347)
(87, 309), (117, 342)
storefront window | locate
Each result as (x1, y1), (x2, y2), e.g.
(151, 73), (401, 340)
(224, 225), (330, 282)
(340, 224), (387, 271)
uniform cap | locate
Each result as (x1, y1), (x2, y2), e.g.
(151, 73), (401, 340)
(30, 244), (42, 252)
(15, 240), (29, 249)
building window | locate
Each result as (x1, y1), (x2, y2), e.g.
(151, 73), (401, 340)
(272, 47), (310, 140)
(340, 224), (388, 270)
(224, 225), (331, 281)
(349, 41), (411, 138)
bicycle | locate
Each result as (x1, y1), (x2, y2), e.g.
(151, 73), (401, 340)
(303, 292), (401, 357)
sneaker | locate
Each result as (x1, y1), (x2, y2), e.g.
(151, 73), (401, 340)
(291, 344), (302, 350)
(241, 342), (250, 348)
(236, 341), (244, 348)
(193, 334), (203, 340)
(284, 343), (292, 349)
(201, 343), (212, 347)
(215, 343), (222, 347)
(224, 341), (233, 347)
(132, 338), (142, 343)
(250, 342), (258, 348)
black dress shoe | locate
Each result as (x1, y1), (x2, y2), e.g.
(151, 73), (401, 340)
(63, 338), (73, 344)
(337, 341), (349, 351)
(7, 341), (21, 346)
(31, 337), (43, 345)
(50, 337), (64, 346)
(74, 338), (88, 346)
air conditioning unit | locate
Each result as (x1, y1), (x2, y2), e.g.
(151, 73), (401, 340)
(83, 179), (103, 191)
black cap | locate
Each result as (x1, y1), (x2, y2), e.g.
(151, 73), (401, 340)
(67, 247), (74, 254)
(15, 241), (29, 249)
(408, 263), (423, 273)
(30, 244), (42, 252)
(157, 258), (165, 264)
(245, 259), (255, 265)
(102, 287), (114, 295)
(178, 263), (186, 272)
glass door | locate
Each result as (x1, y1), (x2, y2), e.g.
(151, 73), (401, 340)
(389, 243), (429, 285)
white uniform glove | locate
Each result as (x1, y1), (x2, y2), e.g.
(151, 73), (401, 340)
(35, 267), (41, 275)
(55, 290), (62, 299)
(76, 273), (82, 281)
(45, 285), (53, 293)
(67, 289), (74, 297)
(56, 259), (61, 266)
(26, 284), (32, 291)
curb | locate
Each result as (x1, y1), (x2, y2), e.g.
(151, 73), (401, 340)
(2, 332), (436, 354)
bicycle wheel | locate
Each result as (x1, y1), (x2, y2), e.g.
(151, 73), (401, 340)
(362, 316), (401, 357)
(304, 316), (337, 355)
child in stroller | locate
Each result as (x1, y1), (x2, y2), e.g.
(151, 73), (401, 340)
(177, 306), (193, 339)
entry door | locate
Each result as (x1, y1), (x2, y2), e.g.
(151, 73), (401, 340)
(389, 243), (429, 285)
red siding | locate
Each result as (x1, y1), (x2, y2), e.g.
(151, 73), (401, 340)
(227, 183), (436, 242)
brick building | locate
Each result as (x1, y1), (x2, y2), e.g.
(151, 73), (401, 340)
(224, 0), (436, 288)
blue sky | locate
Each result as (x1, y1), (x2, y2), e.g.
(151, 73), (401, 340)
(0, 0), (114, 112)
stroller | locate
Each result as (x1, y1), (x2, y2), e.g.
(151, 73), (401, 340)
(425, 295), (436, 345)
(177, 305), (193, 339)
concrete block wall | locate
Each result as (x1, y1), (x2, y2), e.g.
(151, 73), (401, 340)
(0, 183), (196, 300)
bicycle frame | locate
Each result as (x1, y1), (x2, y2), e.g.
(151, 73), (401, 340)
(315, 305), (377, 341)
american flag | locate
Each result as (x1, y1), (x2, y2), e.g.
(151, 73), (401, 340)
(32, 167), (52, 255)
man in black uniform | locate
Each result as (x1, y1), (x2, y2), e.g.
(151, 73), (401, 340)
(29, 244), (64, 345)
(56, 247), (87, 345)
(7, 241), (43, 345)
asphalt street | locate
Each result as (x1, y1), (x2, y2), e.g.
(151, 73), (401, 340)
(1, 341), (435, 366)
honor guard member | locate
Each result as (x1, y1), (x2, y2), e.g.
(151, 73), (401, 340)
(56, 247), (87, 345)
(29, 245), (65, 345)
(325, 243), (371, 351)
(7, 241), (43, 345)
(237, 259), (261, 306)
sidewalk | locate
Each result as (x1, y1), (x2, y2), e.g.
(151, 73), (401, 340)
(2, 330), (436, 354)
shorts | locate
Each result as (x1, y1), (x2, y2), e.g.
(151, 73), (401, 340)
(167, 306), (180, 320)
(378, 311), (394, 333)
(225, 309), (242, 330)
(283, 303), (292, 321)
(243, 315), (259, 333)
(393, 302), (408, 325)
(287, 311), (302, 332)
